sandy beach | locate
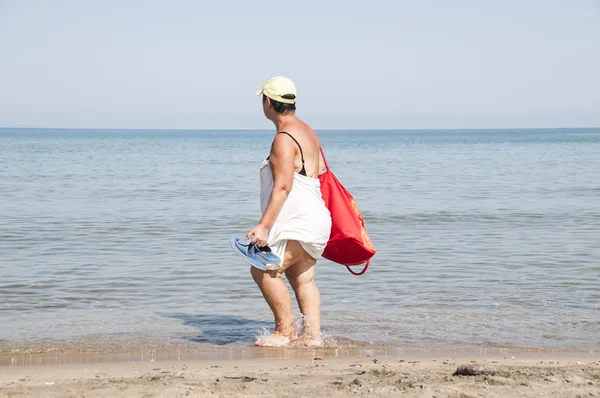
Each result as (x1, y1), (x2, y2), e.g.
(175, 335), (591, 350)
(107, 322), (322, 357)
(1, 352), (599, 397)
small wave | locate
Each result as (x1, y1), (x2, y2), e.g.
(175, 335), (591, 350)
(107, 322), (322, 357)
(253, 329), (341, 349)
(368, 211), (600, 225)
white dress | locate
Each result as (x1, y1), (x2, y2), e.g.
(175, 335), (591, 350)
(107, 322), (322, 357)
(259, 158), (332, 270)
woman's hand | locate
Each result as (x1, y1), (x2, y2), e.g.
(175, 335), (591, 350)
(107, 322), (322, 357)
(246, 224), (269, 247)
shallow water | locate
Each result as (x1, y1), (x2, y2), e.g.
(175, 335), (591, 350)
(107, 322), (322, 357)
(1, 128), (599, 354)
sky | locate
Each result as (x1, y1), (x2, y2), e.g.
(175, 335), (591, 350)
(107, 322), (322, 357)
(0, 0), (599, 130)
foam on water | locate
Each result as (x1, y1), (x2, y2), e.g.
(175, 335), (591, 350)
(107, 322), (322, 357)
(253, 312), (341, 348)
(254, 329), (293, 348)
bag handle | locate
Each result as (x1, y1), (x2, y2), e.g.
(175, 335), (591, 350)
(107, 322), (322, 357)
(345, 260), (370, 276)
(319, 147), (330, 171)
(311, 129), (330, 171)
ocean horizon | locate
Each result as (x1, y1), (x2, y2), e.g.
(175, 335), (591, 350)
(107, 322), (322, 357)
(1, 126), (599, 132)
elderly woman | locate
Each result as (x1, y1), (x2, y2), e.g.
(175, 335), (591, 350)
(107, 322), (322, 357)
(246, 76), (332, 346)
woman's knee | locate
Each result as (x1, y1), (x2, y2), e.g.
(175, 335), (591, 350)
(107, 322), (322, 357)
(287, 264), (316, 289)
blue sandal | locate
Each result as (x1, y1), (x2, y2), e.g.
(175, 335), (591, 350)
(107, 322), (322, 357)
(230, 237), (281, 270)
(253, 244), (281, 267)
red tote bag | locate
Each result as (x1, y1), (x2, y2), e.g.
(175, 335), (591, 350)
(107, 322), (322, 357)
(317, 146), (376, 275)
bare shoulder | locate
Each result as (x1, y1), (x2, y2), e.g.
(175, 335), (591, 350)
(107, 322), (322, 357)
(272, 120), (319, 155)
(270, 131), (297, 156)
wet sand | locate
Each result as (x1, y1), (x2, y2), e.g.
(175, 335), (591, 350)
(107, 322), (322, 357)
(1, 352), (599, 397)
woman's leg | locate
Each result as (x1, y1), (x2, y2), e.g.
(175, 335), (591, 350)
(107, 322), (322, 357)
(250, 265), (295, 341)
(284, 242), (320, 343)
(250, 240), (303, 345)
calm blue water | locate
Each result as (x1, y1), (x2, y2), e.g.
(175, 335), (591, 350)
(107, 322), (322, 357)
(1, 128), (599, 354)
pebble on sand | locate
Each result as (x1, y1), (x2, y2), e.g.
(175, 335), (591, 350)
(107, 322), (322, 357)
(453, 363), (497, 376)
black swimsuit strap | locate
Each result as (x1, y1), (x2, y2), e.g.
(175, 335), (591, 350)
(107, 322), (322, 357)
(274, 132), (307, 176)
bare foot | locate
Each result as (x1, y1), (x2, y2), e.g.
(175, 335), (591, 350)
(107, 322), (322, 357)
(255, 331), (293, 347)
(290, 334), (323, 348)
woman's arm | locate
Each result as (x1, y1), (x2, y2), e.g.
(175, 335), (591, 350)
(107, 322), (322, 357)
(246, 134), (296, 246)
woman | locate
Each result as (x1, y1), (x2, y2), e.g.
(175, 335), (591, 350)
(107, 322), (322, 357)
(247, 76), (332, 347)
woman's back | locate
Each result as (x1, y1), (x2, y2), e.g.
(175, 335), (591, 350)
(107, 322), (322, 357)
(273, 119), (325, 179)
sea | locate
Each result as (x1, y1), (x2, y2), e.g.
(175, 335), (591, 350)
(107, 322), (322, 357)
(1, 128), (599, 363)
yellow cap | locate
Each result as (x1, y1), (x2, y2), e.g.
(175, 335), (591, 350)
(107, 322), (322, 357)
(255, 76), (297, 104)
